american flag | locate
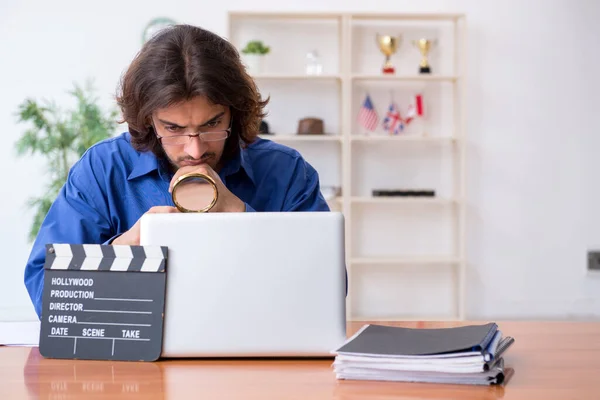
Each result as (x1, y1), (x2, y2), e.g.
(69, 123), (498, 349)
(357, 95), (378, 131)
(383, 102), (404, 135)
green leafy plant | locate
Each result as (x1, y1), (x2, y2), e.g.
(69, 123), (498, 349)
(241, 40), (270, 55)
(14, 80), (119, 241)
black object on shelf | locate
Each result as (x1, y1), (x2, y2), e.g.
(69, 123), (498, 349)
(259, 120), (272, 135)
(372, 189), (435, 197)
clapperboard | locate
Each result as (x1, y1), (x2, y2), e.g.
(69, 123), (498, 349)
(39, 243), (168, 362)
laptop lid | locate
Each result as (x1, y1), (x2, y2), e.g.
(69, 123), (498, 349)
(139, 211), (347, 357)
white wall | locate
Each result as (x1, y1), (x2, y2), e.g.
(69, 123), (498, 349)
(1, 0), (599, 321)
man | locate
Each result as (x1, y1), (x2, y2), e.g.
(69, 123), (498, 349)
(24, 24), (330, 318)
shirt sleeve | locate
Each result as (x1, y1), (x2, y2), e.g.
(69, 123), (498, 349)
(23, 156), (113, 319)
(282, 157), (330, 212)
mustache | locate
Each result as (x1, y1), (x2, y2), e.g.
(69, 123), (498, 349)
(177, 153), (215, 163)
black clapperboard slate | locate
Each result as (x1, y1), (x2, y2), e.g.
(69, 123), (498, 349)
(39, 243), (168, 362)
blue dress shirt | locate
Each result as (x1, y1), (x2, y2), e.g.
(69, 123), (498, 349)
(24, 132), (330, 317)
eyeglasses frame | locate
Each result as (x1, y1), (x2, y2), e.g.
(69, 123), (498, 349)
(153, 116), (232, 146)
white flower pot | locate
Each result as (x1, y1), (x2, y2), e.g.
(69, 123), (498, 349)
(242, 54), (265, 75)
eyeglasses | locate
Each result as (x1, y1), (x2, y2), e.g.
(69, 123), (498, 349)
(154, 118), (232, 146)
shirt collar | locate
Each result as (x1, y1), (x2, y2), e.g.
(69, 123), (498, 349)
(127, 144), (255, 184)
(127, 151), (162, 181)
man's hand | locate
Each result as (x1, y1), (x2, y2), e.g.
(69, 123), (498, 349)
(112, 206), (179, 246)
(169, 164), (245, 213)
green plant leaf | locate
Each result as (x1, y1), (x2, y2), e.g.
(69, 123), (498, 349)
(241, 40), (270, 55)
(15, 79), (118, 242)
(16, 99), (51, 131)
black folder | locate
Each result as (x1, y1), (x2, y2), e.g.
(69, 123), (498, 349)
(332, 323), (515, 386)
(336, 322), (499, 357)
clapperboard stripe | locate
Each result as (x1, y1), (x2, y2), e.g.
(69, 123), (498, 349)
(45, 244), (167, 272)
(99, 245), (116, 271)
(128, 246), (146, 272)
(67, 244), (86, 270)
(80, 244), (103, 270)
(112, 245), (134, 271)
(48, 244), (72, 270)
(141, 246), (166, 272)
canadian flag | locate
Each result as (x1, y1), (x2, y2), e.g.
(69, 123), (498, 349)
(404, 94), (424, 124)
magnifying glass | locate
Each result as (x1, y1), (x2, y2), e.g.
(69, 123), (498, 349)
(171, 172), (218, 213)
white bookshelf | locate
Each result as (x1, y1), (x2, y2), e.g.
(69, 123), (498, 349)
(350, 196), (456, 205)
(350, 135), (455, 142)
(352, 74), (459, 82)
(259, 134), (342, 142)
(252, 74), (342, 80)
(228, 12), (467, 321)
(351, 256), (461, 265)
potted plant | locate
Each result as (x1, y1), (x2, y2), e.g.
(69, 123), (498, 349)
(14, 80), (118, 241)
(241, 40), (270, 74)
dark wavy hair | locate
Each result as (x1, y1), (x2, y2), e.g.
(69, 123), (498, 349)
(116, 24), (268, 162)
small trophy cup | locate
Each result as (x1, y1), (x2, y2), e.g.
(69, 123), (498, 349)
(412, 38), (435, 74)
(376, 34), (400, 74)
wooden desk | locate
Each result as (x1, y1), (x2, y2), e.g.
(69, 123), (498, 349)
(1, 320), (599, 399)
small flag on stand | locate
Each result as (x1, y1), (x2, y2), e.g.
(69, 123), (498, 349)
(382, 102), (404, 135)
(404, 94), (424, 125)
(357, 94), (378, 132)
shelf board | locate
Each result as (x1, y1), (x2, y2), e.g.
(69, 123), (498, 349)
(259, 135), (342, 142)
(351, 256), (461, 265)
(352, 74), (458, 82)
(252, 74), (341, 80)
(229, 11), (343, 20)
(348, 316), (461, 322)
(251, 74), (456, 82)
(230, 11), (464, 21)
(351, 135), (455, 143)
(262, 135), (455, 143)
(350, 13), (464, 21)
(350, 197), (455, 205)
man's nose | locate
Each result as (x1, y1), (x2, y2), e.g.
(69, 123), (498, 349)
(184, 135), (208, 159)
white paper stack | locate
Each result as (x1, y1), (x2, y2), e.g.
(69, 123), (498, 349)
(332, 323), (514, 386)
(0, 321), (40, 347)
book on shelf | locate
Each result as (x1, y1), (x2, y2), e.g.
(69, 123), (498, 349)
(332, 322), (514, 386)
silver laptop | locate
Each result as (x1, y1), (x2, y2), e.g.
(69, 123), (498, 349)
(139, 211), (347, 358)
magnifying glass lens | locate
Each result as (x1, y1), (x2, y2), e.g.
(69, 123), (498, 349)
(172, 174), (218, 213)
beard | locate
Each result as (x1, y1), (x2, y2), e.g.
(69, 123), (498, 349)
(168, 152), (218, 171)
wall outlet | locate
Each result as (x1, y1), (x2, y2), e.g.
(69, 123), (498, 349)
(588, 251), (600, 271)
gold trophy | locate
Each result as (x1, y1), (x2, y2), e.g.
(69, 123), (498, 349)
(171, 172), (218, 213)
(412, 38), (435, 74)
(376, 34), (400, 74)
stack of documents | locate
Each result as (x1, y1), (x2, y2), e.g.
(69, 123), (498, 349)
(332, 322), (514, 386)
(0, 321), (40, 347)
